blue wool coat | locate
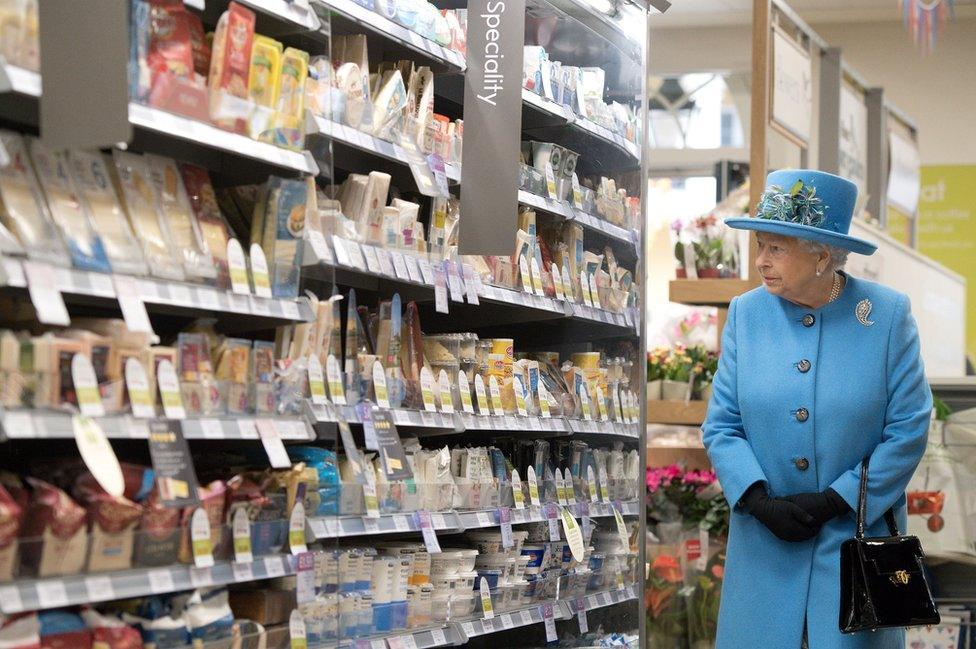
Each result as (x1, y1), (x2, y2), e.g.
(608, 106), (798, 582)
(702, 273), (932, 649)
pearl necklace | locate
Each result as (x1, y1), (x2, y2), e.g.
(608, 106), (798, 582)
(826, 272), (842, 303)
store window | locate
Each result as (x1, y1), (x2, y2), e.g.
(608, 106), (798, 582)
(648, 74), (746, 150)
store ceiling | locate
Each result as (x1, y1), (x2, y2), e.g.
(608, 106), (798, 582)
(655, 0), (976, 27)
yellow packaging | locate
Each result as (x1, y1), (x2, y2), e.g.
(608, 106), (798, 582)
(491, 338), (514, 362)
(249, 35), (283, 110)
(275, 47), (309, 130)
(571, 352), (601, 371)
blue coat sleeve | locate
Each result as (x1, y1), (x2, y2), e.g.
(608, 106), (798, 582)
(829, 294), (932, 527)
(702, 297), (768, 508)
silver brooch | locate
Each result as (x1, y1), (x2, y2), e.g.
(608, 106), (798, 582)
(855, 299), (874, 327)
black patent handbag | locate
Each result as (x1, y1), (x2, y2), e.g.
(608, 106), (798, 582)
(839, 455), (941, 633)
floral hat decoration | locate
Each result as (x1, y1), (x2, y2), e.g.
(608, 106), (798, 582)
(724, 169), (877, 255)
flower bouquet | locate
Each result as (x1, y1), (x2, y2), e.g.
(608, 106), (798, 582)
(646, 552), (689, 648)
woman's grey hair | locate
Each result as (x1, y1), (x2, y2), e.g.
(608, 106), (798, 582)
(798, 239), (849, 272)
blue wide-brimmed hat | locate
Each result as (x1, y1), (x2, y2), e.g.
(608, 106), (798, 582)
(725, 169), (877, 255)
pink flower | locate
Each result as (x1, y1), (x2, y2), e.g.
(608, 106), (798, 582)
(671, 219), (683, 234)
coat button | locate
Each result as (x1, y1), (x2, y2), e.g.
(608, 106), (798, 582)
(797, 359), (811, 373)
(795, 407), (809, 422)
(795, 457), (810, 471)
(802, 314), (816, 327)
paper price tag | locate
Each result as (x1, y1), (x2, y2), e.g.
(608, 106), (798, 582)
(326, 354), (346, 405)
(73, 415), (124, 497)
(36, 580), (69, 608)
(227, 239), (250, 295)
(447, 261), (465, 302)
(429, 628), (447, 646)
(564, 468), (577, 504)
(124, 358), (155, 418)
(462, 263), (480, 304)
(513, 374), (528, 417)
(541, 603), (557, 642)
(71, 354), (104, 417)
(458, 371), (474, 413)
(519, 610), (533, 625)
(527, 466), (541, 506)
(372, 361), (390, 408)
(362, 245), (381, 274)
(488, 376), (504, 416)
(264, 556), (287, 578)
(588, 466), (599, 503)
(377, 248), (395, 276)
(148, 569), (175, 594)
(545, 163), (558, 198)
(577, 601), (589, 633)
(438, 369), (454, 414)
(307, 229), (330, 263)
(561, 263), (574, 303)
(419, 259), (435, 285)
(289, 501), (307, 554)
(571, 174), (583, 209)
(347, 241), (367, 270)
(596, 386), (609, 421)
(580, 270), (594, 307)
(249, 243), (273, 298)
(613, 504), (630, 551)
(474, 374), (488, 415)
(416, 510), (441, 553)
(579, 384), (593, 422)
(289, 610), (307, 649)
(556, 473), (568, 506)
(476, 511), (493, 528)
(434, 262), (449, 314)
(511, 469), (525, 510)
(544, 502), (560, 541)
(588, 272), (600, 308)
(529, 257), (545, 296)
(113, 275), (155, 335)
(190, 566), (213, 588)
(551, 265), (565, 301)
(156, 360), (185, 420)
(498, 506), (513, 549)
(295, 551), (315, 604)
(480, 577), (495, 619)
(599, 466), (611, 502)
(232, 507), (253, 563)
(363, 470), (380, 518)
(256, 419), (291, 468)
(307, 355), (327, 405)
(232, 561), (254, 583)
(518, 254), (532, 294)
(85, 575), (115, 602)
(190, 508), (215, 568)
(460, 621), (476, 639)
(561, 506), (584, 562)
(390, 250), (409, 279)
(420, 367), (437, 412)
(24, 261), (69, 325)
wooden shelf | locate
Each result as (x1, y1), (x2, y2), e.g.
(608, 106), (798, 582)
(669, 278), (758, 307)
(646, 445), (710, 470)
(647, 399), (709, 425)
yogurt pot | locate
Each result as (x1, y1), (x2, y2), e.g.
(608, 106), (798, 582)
(467, 530), (504, 555)
(455, 570), (477, 592)
(514, 555), (531, 581)
(476, 555), (517, 584)
(430, 549), (465, 576)
(520, 543), (547, 569)
(444, 548), (478, 572)
(512, 530), (529, 555)
(475, 567), (503, 591)
(450, 593), (477, 618)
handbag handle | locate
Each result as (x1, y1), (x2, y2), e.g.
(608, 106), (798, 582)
(856, 454), (900, 539)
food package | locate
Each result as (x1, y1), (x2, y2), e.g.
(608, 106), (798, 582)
(80, 609), (143, 649)
(67, 150), (148, 276)
(0, 0), (39, 71)
(73, 475), (142, 573)
(179, 481), (226, 564)
(147, 0), (194, 87)
(0, 131), (65, 263)
(258, 177), (306, 297)
(214, 337), (251, 414)
(145, 155), (216, 282)
(247, 35), (283, 140)
(179, 164), (234, 288)
(134, 488), (182, 567)
(306, 55), (332, 119)
(32, 334), (86, 410)
(0, 473), (27, 582)
(110, 150), (185, 280)
(185, 588), (235, 644)
(62, 330), (124, 413)
(287, 447), (340, 516)
(177, 332), (220, 415)
(207, 1), (256, 133)
(272, 47), (308, 150)
(334, 62), (365, 128)
(19, 478), (88, 578)
(225, 473), (286, 556)
(251, 340), (275, 414)
(37, 610), (92, 648)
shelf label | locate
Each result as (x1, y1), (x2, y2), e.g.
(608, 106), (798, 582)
(256, 419), (291, 468)
(572, 174), (583, 209)
(84, 575), (115, 602)
(289, 501), (307, 554)
(434, 262), (449, 314)
(232, 507), (253, 563)
(613, 504), (629, 551)
(372, 360), (390, 408)
(530, 257), (545, 297)
(538, 383), (552, 418)
(23, 261), (69, 326)
(363, 468), (380, 518)
(148, 569), (174, 594)
(541, 602), (557, 642)
(419, 258), (435, 285)
(73, 414), (124, 497)
(599, 465), (611, 502)
(458, 371), (474, 413)
(227, 239), (250, 295)
(545, 163), (558, 198)
(390, 250), (408, 279)
(565, 468), (577, 504)
(562, 263), (574, 303)
(157, 359), (185, 420)
(232, 560), (254, 583)
(587, 272), (600, 308)
(326, 354), (346, 405)
(416, 510), (441, 553)
(113, 274), (155, 335)
(36, 580), (69, 608)
(499, 506), (513, 549)
(518, 254), (532, 293)
(295, 551), (315, 604)
(249, 243), (273, 298)
(588, 466), (599, 503)
(577, 599), (588, 633)
(474, 374), (488, 416)
(191, 507), (215, 568)
(362, 245), (381, 274)
(511, 469), (525, 510)
(438, 369), (454, 414)
(378, 248), (395, 276)
(561, 506), (584, 562)
(556, 472), (568, 506)
(446, 260), (465, 302)
(579, 384), (593, 422)
(125, 358), (154, 418)
(596, 386), (609, 421)
(488, 375), (504, 416)
(527, 466), (541, 506)
(513, 374), (528, 417)
(307, 355), (328, 405)
(545, 502), (560, 541)
(551, 264), (565, 301)
(420, 366), (437, 412)
(480, 577), (494, 619)
(580, 270), (594, 307)
(72, 353), (104, 417)
(462, 263), (481, 304)
(289, 610), (307, 649)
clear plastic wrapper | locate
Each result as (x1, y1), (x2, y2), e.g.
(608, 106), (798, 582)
(0, 131), (66, 263)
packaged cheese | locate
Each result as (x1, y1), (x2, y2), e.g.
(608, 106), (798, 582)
(67, 150), (148, 276)
(110, 150), (185, 281)
(259, 177), (306, 298)
(207, 1), (255, 133)
(145, 154), (216, 282)
(19, 478), (88, 578)
(0, 131), (66, 264)
(180, 164), (234, 289)
(248, 34), (283, 140)
(272, 47), (308, 150)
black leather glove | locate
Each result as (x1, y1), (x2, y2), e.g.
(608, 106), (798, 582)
(741, 482), (821, 542)
(782, 489), (851, 526)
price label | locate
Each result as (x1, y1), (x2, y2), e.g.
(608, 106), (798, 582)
(571, 174), (583, 209)
(307, 355), (327, 405)
(73, 414), (125, 499)
(190, 508), (214, 568)
(577, 600), (588, 633)
(347, 241), (367, 270)
(545, 502), (560, 541)
(416, 510), (441, 553)
(511, 469), (525, 510)
(295, 551), (316, 604)
(148, 569), (175, 593)
(552, 265), (565, 301)
(460, 622), (476, 638)
(393, 514), (412, 532)
(71, 354), (104, 417)
(541, 603), (557, 642)
(257, 419), (291, 469)
(613, 504), (630, 551)
(562, 263), (574, 303)
(498, 506), (513, 549)
(588, 272), (600, 308)
(372, 360), (390, 408)
(458, 371), (474, 413)
(289, 610), (307, 649)
(474, 375), (489, 416)
(307, 229), (330, 263)
(289, 501), (307, 554)
(326, 354), (346, 405)
(123, 357), (155, 419)
(232, 561), (254, 583)
(513, 374), (528, 417)
(362, 245), (381, 274)
(480, 577), (494, 619)
(420, 367), (437, 412)
(36, 580), (69, 608)
(561, 506), (584, 562)
(530, 257), (545, 297)
(564, 468), (577, 504)
(596, 386), (609, 421)
(23, 261), (69, 325)
(527, 466), (541, 506)
(545, 163), (558, 198)
(476, 511), (493, 528)
(579, 384), (593, 422)
(587, 466), (599, 503)
(519, 610), (533, 625)
(434, 262), (449, 314)
(488, 376), (504, 416)
(157, 360), (185, 420)
(391, 251), (409, 280)
(264, 556), (287, 578)
(249, 243), (273, 298)
(378, 248), (395, 277)
(114, 274), (154, 335)
(462, 263), (481, 304)
(518, 254), (532, 294)
(438, 369), (454, 414)
(232, 507), (253, 563)
(556, 473), (568, 505)
(190, 566), (213, 587)
(419, 259), (435, 285)
(363, 470), (380, 518)
(580, 270), (594, 307)
(430, 629), (447, 645)
(227, 239), (251, 295)
(446, 261), (465, 302)
(85, 575), (115, 602)
(599, 465), (611, 502)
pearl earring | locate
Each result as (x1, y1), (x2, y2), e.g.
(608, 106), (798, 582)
(816, 269), (822, 277)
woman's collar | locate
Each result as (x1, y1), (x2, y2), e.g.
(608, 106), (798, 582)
(773, 271), (856, 314)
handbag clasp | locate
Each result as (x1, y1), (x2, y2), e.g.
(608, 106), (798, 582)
(889, 570), (910, 586)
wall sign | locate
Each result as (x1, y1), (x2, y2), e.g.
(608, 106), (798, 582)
(459, 0), (526, 255)
(771, 29), (813, 146)
(838, 83), (868, 211)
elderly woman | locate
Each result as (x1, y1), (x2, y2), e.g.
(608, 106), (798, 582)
(702, 170), (932, 649)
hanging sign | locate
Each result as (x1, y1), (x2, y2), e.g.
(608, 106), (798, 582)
(771, 29), (813, 146)
(888, 130), (921, 215)
(147, 419), (200, 508)
(838, 83), (868, 205)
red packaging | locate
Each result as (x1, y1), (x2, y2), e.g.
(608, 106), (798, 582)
(0, 473), (27, 582)
(179, 10), (211, 77)
(0, 613), (40, 648)
(73, 478), (142, 573)
(179, 165), (233, 289)
(81, 610), (143, 649)
(134, 488), (182, 568)
(20, 479), (88, 578)
(208, 1), (256, 133)
(148, 0), (194, 88)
